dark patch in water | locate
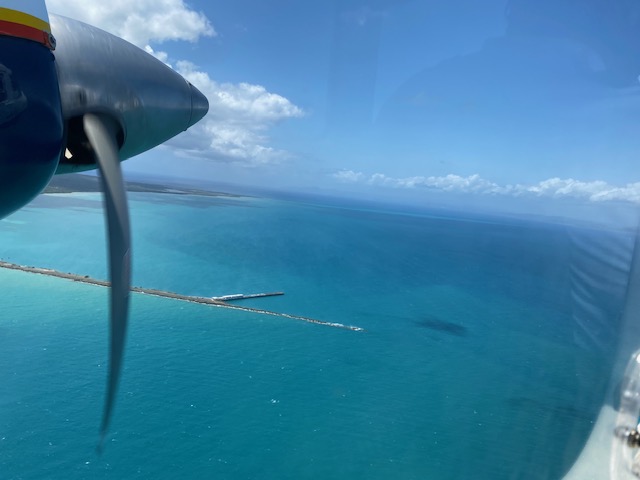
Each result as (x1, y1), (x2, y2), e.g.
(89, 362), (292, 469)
(414, 316), (468, 337)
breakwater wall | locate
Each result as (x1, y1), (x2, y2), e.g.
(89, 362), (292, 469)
(0, 261), (364, 332)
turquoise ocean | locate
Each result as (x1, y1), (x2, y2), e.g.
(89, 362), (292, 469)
(0, 188), (636, 479)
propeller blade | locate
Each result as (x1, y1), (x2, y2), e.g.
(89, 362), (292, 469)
(83, 113), (131, 452)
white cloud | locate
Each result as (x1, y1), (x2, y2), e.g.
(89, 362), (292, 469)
(360, 172), (503, 193)
(334, 171), (640, 203)
(333, 170), (365, 183)
(177, 62), (304, 124)
(512, 178), (640, 203)
(46, 1), (305, 167)
(175, 61), (304, 165)
(46, 0), (215, 48)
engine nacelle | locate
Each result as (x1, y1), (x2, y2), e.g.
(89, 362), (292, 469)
(51, 14), (208, 173)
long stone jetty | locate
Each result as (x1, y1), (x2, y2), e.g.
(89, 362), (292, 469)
(0, 260), (364, 332)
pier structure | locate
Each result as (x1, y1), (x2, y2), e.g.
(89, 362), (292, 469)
(0, 261), (364, 332)
(212, 292), (284, 301)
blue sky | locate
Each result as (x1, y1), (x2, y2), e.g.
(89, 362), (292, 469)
(45, 0), (640, 207)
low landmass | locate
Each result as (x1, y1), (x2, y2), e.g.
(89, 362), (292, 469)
(44, 173), (243, 198)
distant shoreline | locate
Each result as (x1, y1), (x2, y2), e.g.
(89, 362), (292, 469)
(44, 173), (245, 199)
(0, 260), (364, 332)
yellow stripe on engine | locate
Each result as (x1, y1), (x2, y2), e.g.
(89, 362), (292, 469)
(0, 7), (50, 33)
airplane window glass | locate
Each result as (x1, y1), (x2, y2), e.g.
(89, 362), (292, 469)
(1, 0), (640, 478)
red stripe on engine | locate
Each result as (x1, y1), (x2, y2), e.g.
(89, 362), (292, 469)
(0, 19), (53, 49)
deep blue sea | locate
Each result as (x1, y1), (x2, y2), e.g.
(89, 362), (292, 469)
(0, 189), (637, 479)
